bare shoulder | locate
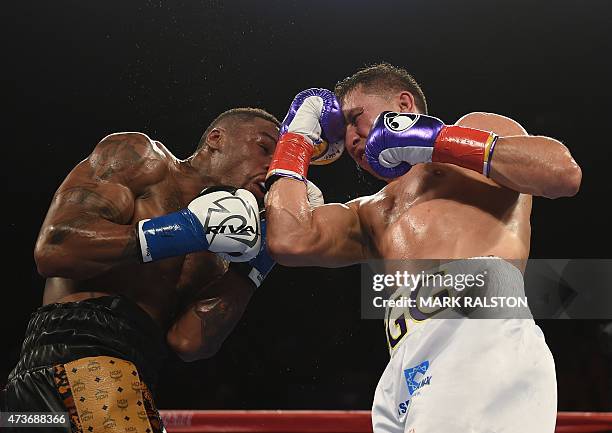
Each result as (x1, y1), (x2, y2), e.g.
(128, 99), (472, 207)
(346, 193), (374, 213)
(90, 132), (164, 166)
(456, 112), (528, 136)
(346, 188), (390, 224)
(88, 132), (169, 189)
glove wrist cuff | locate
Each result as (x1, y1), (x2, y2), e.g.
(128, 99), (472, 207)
(432, 125), (498, 176)
(137, 210), (207, 263)
(265, 132), (313, 188)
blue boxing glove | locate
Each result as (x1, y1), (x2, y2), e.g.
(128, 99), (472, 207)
(232, 213), (275, 288)
(366, 112), (498, 179)
(137, 186), (261, 263)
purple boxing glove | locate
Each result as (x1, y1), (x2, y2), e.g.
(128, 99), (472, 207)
(366, 111), (499, 179)
(280, 88), (346, 165)
(365, 112), (445, 178)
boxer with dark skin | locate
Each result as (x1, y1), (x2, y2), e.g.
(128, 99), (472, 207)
(34, 108), (279, 360)
(3, 108), (278, 433)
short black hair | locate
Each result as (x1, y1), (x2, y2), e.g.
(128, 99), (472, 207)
(196, 107), (280, 151)
(335, 62), (428, 114)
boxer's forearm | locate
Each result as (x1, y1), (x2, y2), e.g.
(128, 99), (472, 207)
(455, 112), (581, 198)
(167, 270), (255, 362)
(266, 179), (318, 257)
(488, 135), (582, 198)
(34, 216), (140, 279)
(266, 179), (367, 267)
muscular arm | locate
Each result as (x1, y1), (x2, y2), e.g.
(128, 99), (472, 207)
(457, 112), (582, 198)
(34, 132), (166, 280)
(266, 178), (369, 267)
(167, 267), (256, 362)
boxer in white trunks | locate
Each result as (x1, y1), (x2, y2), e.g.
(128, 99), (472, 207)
(264, 63), (582, 432)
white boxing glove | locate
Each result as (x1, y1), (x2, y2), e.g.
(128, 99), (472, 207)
(137, 186), (261, 263)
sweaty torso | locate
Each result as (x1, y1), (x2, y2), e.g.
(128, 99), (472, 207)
(43, 144), (227, 327)
(357, 163), (532, 262)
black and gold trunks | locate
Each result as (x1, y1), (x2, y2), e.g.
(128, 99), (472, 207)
(2, 295), (168, 432)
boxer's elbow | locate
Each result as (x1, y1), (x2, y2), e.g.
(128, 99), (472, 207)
(34, 228), (95, 279)
(543, 154), (582, 198)
(34, 235), (70, 278)
(167, 332), (220, 362)
(562, 159), (582, 197)
(168, 341), (201, 362)
(35, 251), (89, 279)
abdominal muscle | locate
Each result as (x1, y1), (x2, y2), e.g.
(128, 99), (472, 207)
(40, 255), (188, 327)
(42, 277), (169, 325)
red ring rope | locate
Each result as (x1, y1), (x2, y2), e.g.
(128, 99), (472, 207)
(159, 411), (612, 433)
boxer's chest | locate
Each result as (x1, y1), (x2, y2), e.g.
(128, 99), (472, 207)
(359, 163), (507, 259)
(130, 179), (227, 294)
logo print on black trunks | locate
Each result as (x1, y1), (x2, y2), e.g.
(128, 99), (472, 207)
(95, 388), (109, 400)
(73, 379), (85, 393)
(80, 409), (93, 422)
(102, 415), (116, 428)
(87, 361), (101, 372)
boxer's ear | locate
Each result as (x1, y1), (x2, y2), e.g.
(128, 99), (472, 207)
(398, 91), (417, 113)
(205, 127), (225, 151)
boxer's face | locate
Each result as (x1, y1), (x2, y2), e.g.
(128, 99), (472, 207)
(342, 86), (407, 179)
(216, 118), (279, 201)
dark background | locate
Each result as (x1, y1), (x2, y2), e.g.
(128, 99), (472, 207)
(3, 0), (612, 411)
